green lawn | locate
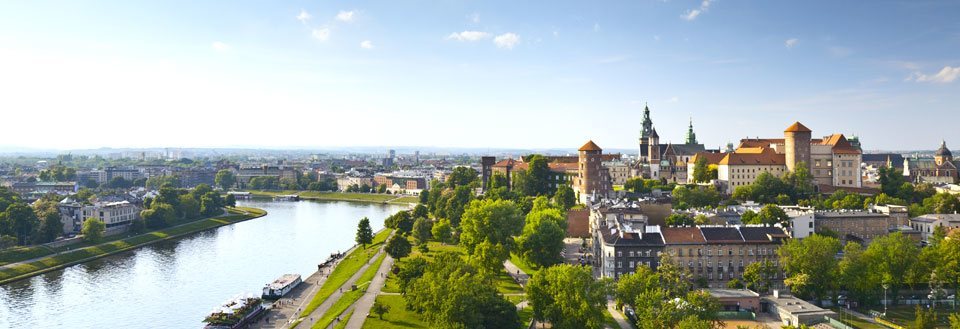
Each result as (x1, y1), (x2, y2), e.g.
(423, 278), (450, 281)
(875, 305), (956, 328)
(509, 252), (539, 275)
(387, 196), (420, 205)
(361, 295), (430, 329)
(495, 270), (525, 295)
(518, 306), (534, 327)
(831, 308), (887, 329)
(0, 245), (55, 266)
(298, 229), (392, 323)
(0, 207), (266, 284)
(311, 252), (387, 329)
(332, 309), (354, 329)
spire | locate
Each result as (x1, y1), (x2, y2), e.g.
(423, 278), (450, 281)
(640, 103), (654, 140)
(685, 117), (698, 145)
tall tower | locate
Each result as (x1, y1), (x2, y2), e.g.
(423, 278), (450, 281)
(648, 128), (661, 178)
(784, 122), (812, 173)
(578, 140), (603, 198)
(685, 117), (698, 145)
(935, 140), (952, 166)
(639, 104), (654, 160)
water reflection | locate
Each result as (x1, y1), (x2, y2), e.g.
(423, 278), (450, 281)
(0, 200), (404, 329)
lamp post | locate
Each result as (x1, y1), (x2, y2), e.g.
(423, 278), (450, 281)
(882, 283), (890, 317)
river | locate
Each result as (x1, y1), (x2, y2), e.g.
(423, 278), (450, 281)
(0, 199), (407, 329)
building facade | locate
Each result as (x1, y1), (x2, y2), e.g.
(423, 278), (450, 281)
(637, 105), (708, 182)
(661, 225), (789, 289)
(904, 141), (959, 184)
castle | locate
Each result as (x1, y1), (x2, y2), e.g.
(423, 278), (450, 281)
(636, 104), (709, 182)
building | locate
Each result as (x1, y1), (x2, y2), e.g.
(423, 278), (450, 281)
(336, 175), (374, 191)
(591, 204), (664, 279)
(603, 159), (632, 186)
(374, 172), (428, 194)
(814, 210), (893, 244)
(762, 291), (837, 326)
(661, 225), (789, 289)
(9, 181), (78, 197)
(236, 164), (298, 184)
(575, 140), (613, 202)
(705, 288), (761, 312)
(637, 105), (709, 182)
(904, 141), (959, 184)
(59, 199), (139, 234)
(910, 214), (960, 244)
(175, 167), (217, 188)
(783, 207), (815, 240)
(489, 158), (580, 193)
(691, 122), (863, 194)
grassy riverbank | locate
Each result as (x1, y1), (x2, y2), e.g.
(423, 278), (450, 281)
(0, 207), (267, 285)
(295, 229), (393, 326)
(243, 190), (418, 205)
(313, 252), (387, 329)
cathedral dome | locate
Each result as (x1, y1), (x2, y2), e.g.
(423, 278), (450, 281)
(936, 140), (952, 157)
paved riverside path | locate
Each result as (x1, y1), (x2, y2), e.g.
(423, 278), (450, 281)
(339, 253), (395, 329)
(294, 246), (386, 329)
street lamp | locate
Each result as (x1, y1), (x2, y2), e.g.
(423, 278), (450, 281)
(882, 283), (890, 317)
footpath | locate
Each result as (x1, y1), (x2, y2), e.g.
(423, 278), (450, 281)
(339, 253), (395, 329)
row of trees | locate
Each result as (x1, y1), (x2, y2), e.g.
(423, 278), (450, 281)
(0, 188), (67, 247)
(778, 230), (960, 308)
(140, 184), (234, 230)
(615, 254), (722, 328)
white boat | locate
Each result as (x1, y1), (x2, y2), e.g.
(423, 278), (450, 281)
(261, 274), (302, 299)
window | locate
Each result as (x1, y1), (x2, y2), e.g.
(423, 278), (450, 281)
(629, 261), (635, 268)
(729, 249), (733, 256)
(617, 262), (622, 268)
(645, 250), (652, 257)
(808, 222), (814, 228)
(628, 251), (634, 257)
(617, 251), (622, 257)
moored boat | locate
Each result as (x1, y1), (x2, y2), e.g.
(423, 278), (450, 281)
(261, 274), (302, 299)
(202, 294), (265, 329)
(273, 194), (299, 201)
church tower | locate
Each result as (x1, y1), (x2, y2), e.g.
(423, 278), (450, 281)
(648, 127), (661, 178)
(578, 140), (604, 201)
(685, 117), (698, 145)
(935, 140), (953, 166)
(638, 104), (654, 160)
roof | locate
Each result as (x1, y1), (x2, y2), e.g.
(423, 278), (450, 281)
(937, 140), (953, 157)
(690, 152), (726, 165)
(660, 227), (706, 244)
(598, 228), (664, 247)
(579, 140), (603, 152)
(700, 227), (744, 243)
(862, 153), (905, 168)
(911, 214), (960, 223)
(705, 289), (760, 299)
(784, 121), (812, 133)
(739, 226), (790, 242)
(719, 148), (786, 166)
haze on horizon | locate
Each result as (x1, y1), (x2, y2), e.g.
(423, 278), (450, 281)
(0, 0), (958, 151)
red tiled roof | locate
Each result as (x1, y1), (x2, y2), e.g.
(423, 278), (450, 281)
(719, 148), (786, 166)
(690, 152), (726, 165)
(784, 121), (812, 133)
(660, 227), (706, 244)
(579, 140), (603, 151)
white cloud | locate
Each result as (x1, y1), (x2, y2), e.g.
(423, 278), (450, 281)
(785, 38), (799, 48)
(336, 11), (355, 22)
(682, 0), (713, 21)
(211, 42), (230, 51)
(296, 9), (312, 24)
(446, 31), (490, 42)
(469, 13), (480, 23)
(667, 96), (680, 103)
(360, 40), (374, 49)
(312, 28), (331, 41)
(493, 33), (520, 49)
(908, 66), (960, 83)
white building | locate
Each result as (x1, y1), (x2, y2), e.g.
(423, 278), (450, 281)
(59, 199), (140, 233)
(910, 214), (960, 244)
(783, 207), (815, 240)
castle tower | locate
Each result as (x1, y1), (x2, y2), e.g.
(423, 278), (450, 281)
(935, 140), (952, 166)
(639, 104), (654, 160)
(784, 122), (812, 173)
(578, 140), (604, 198)
(648, 128), (661, 178)
(685, 117), (698, 145)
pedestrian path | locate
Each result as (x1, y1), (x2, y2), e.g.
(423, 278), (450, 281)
(340, 254), (395, 329)
(606, 299), (632, 329)
(503, 259), (529, 286)
(295, 246), (386, 328)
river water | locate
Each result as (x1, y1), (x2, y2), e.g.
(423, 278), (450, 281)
(0, 199), (406, 329)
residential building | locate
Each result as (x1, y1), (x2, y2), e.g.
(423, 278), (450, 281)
(59, 199), (140, 234)
(910, 214), (960, 244)
(661, 225), (789, 289)
(814, 210), (893, 244)
(590, 204), (664, 279)
(374, 172), (428, 194)
(705, 288), (761, 312)
(236, 164), (298, 184)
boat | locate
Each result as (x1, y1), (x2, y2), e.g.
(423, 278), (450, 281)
(202, 294), (265, 329)
(272, 194), (299, 201)
(261, 274), (302, 299)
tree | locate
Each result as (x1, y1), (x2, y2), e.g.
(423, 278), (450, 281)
(356, 217), (374, 248)
(405, 252), (520, 329)
(742, 260), (777, 293)
(672, 185), (720, 209)
(949, 313), (960, 329)
(178, 194), (200, 219)
(447, 166), (479, 189)
(141, 202), (176, 229)
(878, 167), (907, 198)
(516, 207), (566, 268)
(224, 193), (237, 207)
(411, 204), (429, 220)
(923, 192), (960, 214)
(677, 316), (714, 329)
(665, 213), (694, 227)
(33, 200), (62, 244)
(527, 264), (608, 329)
(913, 305), (938, 329)
(458, 199), (524, 276)
(81, 218), (106, 243)
(741, 210), (758, 225)
(553, 185), (577, 210)
(517, 155), (553, 196)
(386, 235), (412, 260)
(838, 242), (877, 307)
(371, 300), (390, 320)
(1, 203), (39, 245)
(864, 232), (918, 305)
(692, 156), (711, 183)
(411, 218), (432, 245)
(757, 204), (789, 227)
(431, 219), (453, 244)
(396, 257), (428, 294)
(129, 218), (145, 234)
(778, 234), (841, 304)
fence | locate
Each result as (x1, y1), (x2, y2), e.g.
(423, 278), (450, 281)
(825, 317), (856, 329)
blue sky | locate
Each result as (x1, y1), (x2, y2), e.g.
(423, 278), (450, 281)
(0, 0), (958, 151)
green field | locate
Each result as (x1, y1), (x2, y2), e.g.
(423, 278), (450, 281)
(297, 229), (393, 324)
(312, 252), (388, 329)
(509, 252), (540, 275)
(874, 305), (957, 328)
(0, 207), (267, 284)
(244, 190), (418, 204)
(361, 295), (430, 329)
(0, 245), (56, 266)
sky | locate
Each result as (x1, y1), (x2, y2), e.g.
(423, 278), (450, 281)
(0, 0), (958, 152)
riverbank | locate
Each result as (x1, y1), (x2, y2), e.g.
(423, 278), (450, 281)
(242, 190), (419, 205)
(0, 206), (267, 285)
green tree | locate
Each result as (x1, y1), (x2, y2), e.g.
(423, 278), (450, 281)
(411, 204), (429, 219)
(527, 264), (608, 329)
(447, 166), (479, 189)
(923, 192), (960, 214)
(356, 217), (374, 248)
(431, 219), (453, 244)
(33, 200), (62, 243)
(178, 194), (201, 220)
(516, 207), (566, 268)
(411, 217), (432, 245)
(672, 185), (720, 209)
(129, 218), (145, 234)
(838, 242), (877, 307)
(224, 194), (236, 207)
(741, 210), (758, 225)
(553, 185), (577, 210)
(742, 260), (777, 293)
(779, 234), (842, 304)
(757, 204), (789, 227)
(864, 232), (919, 305)
(665, 213), (694, 227)
(1, 203), (39, 245)
(517, 155), (553, 197)
(692, 156), (711, 183)
(458, 199), (524, 276)
(141, 202), (176, 229)
(81, 218), (106, 243)
(878, 167), (907, 197)
(371, 300), (390, 320)
(385, 235), (412, 260)
(913, 305), (938, 329)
